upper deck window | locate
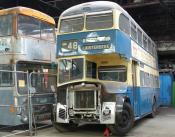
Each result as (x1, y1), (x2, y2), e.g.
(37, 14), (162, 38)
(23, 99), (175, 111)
(131, 22), (137, 41)
(41, 22), (55, 41)
(59, 17), (84, 33)
(137, 29), (142, 45)
(148, 39), (152, 54)
(86, 12), (113, 30)
(0, 15), (12, 36)
(119, 14), (130, 35)
(143, 35), (148, 50)
(18, 15), (55, 41)
(18, 15), (40, 38)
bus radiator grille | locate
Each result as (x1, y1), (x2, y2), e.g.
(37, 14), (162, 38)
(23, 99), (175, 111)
(74, 90), (95, 109)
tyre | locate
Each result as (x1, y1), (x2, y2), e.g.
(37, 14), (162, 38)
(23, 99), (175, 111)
(149, 98), (157, 118)
(109, 102), (134, 136)
(53, 122), (78, 132)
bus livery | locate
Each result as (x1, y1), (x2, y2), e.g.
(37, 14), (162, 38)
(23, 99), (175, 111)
(53, 1), (160, 135)
(0, 7), (56, 126)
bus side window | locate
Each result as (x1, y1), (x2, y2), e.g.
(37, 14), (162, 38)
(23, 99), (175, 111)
(143, 35), (148, 51)
(0, 15), (12, 36)
(98, 66), (127, 82)
(137, 29), (142, 46)
(153, 44), (157, 58)
(148, 39), (152, 54)
(151, 43), (154, 55)
(140, 70), (144, 86)
(0, 65), (13, 87)
(119, 14), (130, 35)
(41, 21), (55, 41)
(86, 61), (97, 79)
(18, 15), (40, 38)
(131, 22), (137, 41)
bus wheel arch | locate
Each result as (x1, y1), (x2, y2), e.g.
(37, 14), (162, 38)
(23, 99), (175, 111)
(109, 97), (134, 136)
(149, 96), (157, 118)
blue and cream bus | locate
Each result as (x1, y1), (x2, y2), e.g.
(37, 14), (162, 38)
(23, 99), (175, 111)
(53, 1), (160, 135)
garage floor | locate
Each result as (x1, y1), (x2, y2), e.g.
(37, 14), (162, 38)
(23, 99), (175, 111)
(1, 107), (175, 137)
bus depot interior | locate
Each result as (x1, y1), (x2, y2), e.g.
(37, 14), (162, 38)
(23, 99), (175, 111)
(0, 0), (175, 137)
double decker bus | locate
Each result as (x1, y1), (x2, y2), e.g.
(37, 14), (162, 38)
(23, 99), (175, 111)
(53, 1), (160, 135)
(0, 7), (56, 126)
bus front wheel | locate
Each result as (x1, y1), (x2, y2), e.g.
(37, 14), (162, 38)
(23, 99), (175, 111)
(109, 102), (134, 136)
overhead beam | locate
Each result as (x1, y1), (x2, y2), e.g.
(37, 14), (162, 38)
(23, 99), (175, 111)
(157, 41), (175, 52)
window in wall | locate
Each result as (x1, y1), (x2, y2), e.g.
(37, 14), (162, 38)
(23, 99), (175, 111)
(131, 22), (137, 41)
(137, 29), (142, 46)
(119, 14), (130, 35)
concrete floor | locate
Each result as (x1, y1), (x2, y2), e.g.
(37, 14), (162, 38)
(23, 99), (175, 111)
(1, 107), (175, 137)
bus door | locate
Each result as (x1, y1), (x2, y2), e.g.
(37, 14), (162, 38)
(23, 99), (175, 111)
(132, 61), (140, 117)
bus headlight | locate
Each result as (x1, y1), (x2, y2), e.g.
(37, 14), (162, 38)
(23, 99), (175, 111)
(21, 115), (28, 123)
(69, 109), (74, 116)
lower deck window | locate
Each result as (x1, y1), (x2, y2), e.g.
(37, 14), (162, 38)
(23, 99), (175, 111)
(98, 66), (127, 82)
(59, 58), (83, 83)
(16, 62), (57, 94)
(0, 65), (13, 86)
(86, 61), (97, 79)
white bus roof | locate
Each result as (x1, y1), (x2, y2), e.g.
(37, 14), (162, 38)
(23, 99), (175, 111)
(61, 1), (129, 17)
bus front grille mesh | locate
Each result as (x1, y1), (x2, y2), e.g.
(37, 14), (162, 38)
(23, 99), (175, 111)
(74, 90), (95, 109)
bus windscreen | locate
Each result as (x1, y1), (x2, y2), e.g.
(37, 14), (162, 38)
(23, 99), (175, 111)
(86, 12), (113, 30)
(0, 15), (12, 36)
(59, 17), (84, 33)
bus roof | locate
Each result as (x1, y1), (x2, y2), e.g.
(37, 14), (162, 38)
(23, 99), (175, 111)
(61, 1), (128, 17)
(60, 1), (156, 46)
(0, 6), (55, 25)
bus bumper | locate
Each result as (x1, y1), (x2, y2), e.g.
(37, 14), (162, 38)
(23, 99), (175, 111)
(55, 102), (118, 124)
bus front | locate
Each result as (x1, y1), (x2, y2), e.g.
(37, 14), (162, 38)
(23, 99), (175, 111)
(0, 7), (57, 126)
(54, 3), (131, 134)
